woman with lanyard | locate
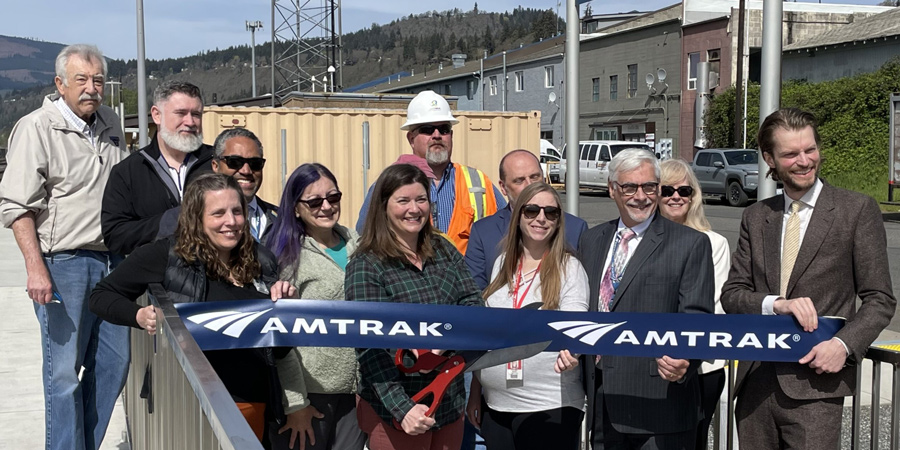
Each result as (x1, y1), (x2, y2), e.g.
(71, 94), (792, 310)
(466, 182), (589, 450)
(265, 163), (367, 450)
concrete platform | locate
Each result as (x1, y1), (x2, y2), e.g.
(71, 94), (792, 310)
(0, 229), (129, 450)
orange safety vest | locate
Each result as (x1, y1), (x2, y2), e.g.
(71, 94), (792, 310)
(447, 163), (499, 255)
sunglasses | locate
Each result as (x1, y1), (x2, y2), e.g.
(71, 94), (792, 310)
(613, 182), (659, 196)
(660, 185), (694, 198)
(218, 155), (266, 171)
(297, 192), (342, 209)
(522, 204), (561, 221)
(416, 124), (453, 136)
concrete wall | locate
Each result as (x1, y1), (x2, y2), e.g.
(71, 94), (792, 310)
(483, 55), (565, 149)
(578, 20), (683, 156)
(783, 39), (900, 83)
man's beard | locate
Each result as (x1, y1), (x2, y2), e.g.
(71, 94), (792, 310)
(426, 146), (449, 165)
(774, 161), (819, 193)
(159, 126), (203, 153)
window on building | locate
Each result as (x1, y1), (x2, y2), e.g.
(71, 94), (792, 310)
(610, 75), (618, 100)
(515, 71), (524, 92)
(708, 48), (721, 82)
(489, 76), (498, 96)
(627, 64), (637, 98)
(545, 66), (554, 88)
(592, 77), (600, 102)
(443, 84), (452, 96)
(467, 79), (477, 100)
(688, 52), (700, 90)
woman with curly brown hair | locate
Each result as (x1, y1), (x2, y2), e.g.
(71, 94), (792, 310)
(90, 173), (299, 446)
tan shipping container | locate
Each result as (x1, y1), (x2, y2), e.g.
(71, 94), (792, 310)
(202, 106), (542, 229)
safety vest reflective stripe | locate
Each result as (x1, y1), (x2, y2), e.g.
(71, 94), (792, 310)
(462, 166), (486, 221)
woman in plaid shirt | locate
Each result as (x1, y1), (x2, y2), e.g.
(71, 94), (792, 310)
(345, 164), (483, 450)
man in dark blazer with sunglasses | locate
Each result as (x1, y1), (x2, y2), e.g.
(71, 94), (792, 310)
(577, 148), (714, 449)
(466, 149), (587, 290)
(102, 81), (213, 256)
(211, 128), (276, 241)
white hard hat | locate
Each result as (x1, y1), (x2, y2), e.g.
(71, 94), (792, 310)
(401, 90), (459, 131)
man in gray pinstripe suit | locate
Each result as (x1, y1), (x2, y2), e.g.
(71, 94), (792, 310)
(579, 148), (715, 450)
(721, 108), (896, 449)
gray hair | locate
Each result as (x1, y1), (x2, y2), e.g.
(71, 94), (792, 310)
(609, 148), (660, 183)
(213, 128), (264, 158)
(153, 81), (203, 107)
(55, 44), (107, 85)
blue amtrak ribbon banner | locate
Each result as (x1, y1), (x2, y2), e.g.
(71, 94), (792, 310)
(174, 300), (844, 362)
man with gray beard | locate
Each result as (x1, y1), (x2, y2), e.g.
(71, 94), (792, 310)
(355, 90), (505, 255)
(101, 81), (214, 256)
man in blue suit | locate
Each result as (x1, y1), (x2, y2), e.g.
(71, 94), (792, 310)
(465, 149), (588, 290)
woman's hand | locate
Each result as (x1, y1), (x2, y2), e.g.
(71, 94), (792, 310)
(400, 404), (435, 435)
(136, 305), (157, 335)
(270, 281), (298, 302)
(466, 376), (483, 429)
(554, 350), (579, 373)
(278, 405), (324, 450)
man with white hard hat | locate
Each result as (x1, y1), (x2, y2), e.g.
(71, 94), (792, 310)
(356, 90), (506, 255)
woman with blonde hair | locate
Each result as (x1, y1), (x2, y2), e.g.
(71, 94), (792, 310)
(466, 182), (588, 450)
(658, 159), (731, 450)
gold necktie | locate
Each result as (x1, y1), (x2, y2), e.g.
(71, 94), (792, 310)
(780, 201), (802, 298)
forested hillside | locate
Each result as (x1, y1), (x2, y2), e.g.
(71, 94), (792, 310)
(0, 6), (563, 144)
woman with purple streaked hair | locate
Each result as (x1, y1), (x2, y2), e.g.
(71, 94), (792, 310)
(266, 163), (366, 450)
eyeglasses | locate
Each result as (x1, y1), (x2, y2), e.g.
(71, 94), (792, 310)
(522, 204), (561, 221)
(416, 124), (452, 136)
(660, 185), (694, 198)
(613, 182), (659, 196)
(297, 192), (342, 209)
(218, 155), (266, 171)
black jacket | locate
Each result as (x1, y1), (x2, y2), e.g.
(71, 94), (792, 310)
(89, 236), (287, 424)
(101, 135), (214, 256)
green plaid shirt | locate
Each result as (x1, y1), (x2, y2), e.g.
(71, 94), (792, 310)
(345, 234), (483, 428)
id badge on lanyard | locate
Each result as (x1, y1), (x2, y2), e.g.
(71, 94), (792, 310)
(507, 257), (541, 381)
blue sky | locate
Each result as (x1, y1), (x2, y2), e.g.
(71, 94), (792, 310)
(2, 0), (889, 60)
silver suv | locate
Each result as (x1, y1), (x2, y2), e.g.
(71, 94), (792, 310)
(692, 149), (759, 207)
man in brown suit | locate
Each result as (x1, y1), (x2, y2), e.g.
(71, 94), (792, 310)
(721, 108), (896, 448)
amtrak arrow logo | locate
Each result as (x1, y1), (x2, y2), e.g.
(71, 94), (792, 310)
(548, 321), (627, 345)
(186, 308), (272, 338)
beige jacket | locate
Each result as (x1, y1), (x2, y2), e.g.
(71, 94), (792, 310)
(0, 95), (127, 252)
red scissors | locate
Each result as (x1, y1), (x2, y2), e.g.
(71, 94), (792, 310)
(392, 340), (551, 428)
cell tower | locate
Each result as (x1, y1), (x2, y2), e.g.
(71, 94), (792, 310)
(270, 0), (342, 102)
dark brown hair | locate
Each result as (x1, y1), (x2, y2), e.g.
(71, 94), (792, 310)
(483, 182), (569, 311)
(174, 173), (260, 284)
(756, 108), (821, 181)
(356, 164), (436, 261)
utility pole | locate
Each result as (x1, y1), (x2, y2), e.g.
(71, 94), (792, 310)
(733, 0), (746, 148)
(246, 20), (264, 98)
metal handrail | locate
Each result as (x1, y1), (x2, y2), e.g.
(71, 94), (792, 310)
(124, 284), (263, 450)
(710, 346), (900, 450)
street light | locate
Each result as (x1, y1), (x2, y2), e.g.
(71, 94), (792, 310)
(327, 65), (336, 93)
(245, 20), (263, 98)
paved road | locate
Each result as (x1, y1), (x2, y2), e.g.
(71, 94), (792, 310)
(563, 191), (900, 333)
